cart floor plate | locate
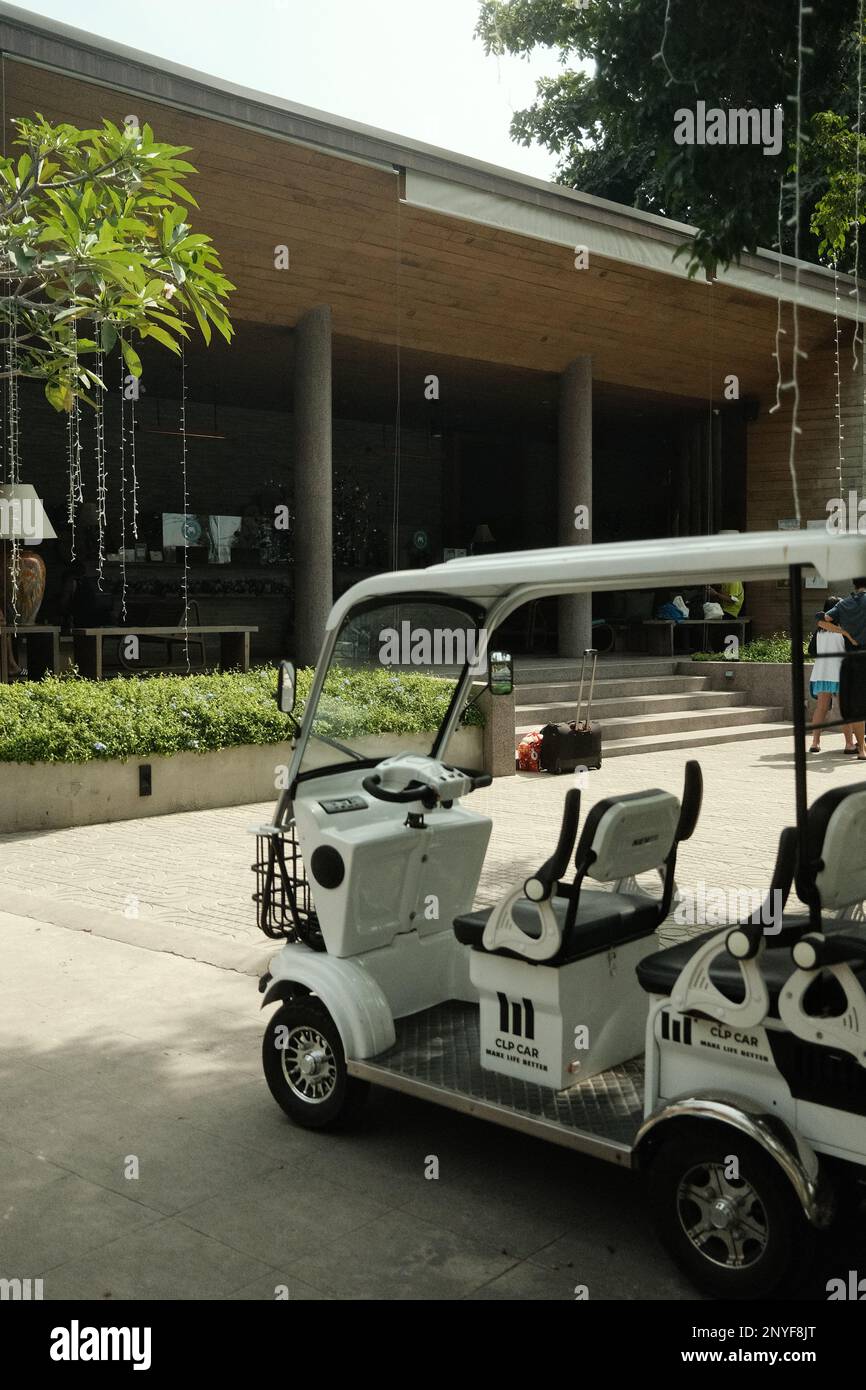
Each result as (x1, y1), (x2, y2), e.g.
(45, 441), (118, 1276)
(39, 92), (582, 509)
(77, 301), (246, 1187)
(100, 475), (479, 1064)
(348, 1001), (644, 1164)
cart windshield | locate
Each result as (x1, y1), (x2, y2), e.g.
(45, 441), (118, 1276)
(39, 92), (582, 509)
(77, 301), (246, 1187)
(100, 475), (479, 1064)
(296, 596), (486, 776)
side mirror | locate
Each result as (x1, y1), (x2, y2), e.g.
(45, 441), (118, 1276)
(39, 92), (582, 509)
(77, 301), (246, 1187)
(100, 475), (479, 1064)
(488, 650), (513, 697)
(839, 652), (866, 723)
(276, 659), (296, 715)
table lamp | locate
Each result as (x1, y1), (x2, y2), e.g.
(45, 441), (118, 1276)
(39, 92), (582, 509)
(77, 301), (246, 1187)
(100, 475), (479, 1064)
(471, 523), (497, 556)
(0, 482), (57, 626)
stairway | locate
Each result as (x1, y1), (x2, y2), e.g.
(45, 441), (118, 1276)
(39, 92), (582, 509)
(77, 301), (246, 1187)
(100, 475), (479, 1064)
(514, 657), (789, 759)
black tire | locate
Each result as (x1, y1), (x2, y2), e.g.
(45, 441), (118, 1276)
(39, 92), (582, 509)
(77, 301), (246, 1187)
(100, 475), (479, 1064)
(262, 998), (369, 1131)
(648, 1125), (815, 1299)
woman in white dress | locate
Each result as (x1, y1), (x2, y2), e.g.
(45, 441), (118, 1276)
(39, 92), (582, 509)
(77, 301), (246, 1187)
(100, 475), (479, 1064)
(809, 595), (858, 754)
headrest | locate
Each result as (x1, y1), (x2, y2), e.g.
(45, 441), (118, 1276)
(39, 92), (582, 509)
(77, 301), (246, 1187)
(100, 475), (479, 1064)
(813, 789), (866, 911)
(576, 789), (681, 883)
(797, 784), (866, 908)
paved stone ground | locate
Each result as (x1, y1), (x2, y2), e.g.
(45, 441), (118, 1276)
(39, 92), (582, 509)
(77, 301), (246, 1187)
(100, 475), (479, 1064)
(2, 911), (863, 1302)
(0, 910), (700, 1301)
(2, 735), (865, 1300)
(0, 733), (859, 967)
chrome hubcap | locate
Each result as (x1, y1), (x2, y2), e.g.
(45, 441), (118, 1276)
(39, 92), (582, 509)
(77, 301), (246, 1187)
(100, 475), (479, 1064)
(677, 1162), (769, 1269)
(279, 1025), (338, 1104)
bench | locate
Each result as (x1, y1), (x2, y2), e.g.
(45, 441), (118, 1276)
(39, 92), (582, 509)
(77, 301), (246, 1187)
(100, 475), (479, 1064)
(643, 617), (751, 657)
(71, 625), (258, 679)
(0, 623), (61, 682)
(117, 598), (207, 672)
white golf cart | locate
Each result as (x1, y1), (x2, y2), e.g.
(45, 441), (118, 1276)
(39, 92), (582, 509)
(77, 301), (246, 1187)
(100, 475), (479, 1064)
(254, 531), (866, 1298)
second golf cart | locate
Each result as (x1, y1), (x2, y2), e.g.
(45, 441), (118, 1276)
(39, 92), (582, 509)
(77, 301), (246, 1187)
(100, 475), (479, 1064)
(254, 531), (866, 1298)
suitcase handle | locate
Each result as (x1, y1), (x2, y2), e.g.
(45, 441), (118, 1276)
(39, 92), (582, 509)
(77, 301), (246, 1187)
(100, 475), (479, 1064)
(577, 647), (598, 728)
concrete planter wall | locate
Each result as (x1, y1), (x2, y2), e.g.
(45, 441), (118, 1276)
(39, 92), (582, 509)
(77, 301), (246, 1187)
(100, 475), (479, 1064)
(0, 726), (484, 834)
(677, 659), (814, 721)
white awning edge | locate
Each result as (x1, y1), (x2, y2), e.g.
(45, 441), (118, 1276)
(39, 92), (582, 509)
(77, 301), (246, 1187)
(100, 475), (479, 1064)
(327, 531), (866, 630)
(404, 169), (865, 323)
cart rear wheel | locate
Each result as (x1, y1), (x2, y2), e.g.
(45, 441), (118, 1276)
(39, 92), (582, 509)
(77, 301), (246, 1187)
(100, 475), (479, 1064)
(262, 999), (369, 1130)
(648, 1126), (814, 1298)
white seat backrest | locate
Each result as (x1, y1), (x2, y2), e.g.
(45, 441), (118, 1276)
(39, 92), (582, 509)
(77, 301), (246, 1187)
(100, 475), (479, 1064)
(816, 793), (866, 910)
(585, 791), (680, 883)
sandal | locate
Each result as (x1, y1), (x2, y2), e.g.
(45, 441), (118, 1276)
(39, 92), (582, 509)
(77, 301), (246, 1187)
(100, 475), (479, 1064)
(809, 745), (821, 753)
(845, 746), (859, 754)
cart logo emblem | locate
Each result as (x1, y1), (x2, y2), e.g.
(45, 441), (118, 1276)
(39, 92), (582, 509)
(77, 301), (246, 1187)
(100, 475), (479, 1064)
(497, 992), (535, 1039)
(660, 1011), (692, 1045)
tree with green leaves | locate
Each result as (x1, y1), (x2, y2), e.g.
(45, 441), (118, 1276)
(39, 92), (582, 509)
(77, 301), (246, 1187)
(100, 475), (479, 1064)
(476, 0), (865, 275)
(0, 113), (233, 409)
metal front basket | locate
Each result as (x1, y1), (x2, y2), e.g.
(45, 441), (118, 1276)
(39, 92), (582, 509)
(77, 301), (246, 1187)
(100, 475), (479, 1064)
(252, 821), (324, 950)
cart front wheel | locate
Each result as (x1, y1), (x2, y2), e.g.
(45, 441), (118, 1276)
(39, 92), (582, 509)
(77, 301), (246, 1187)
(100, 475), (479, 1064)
(262, 999), (369, 1130)
(648, 1125), (814, 1298)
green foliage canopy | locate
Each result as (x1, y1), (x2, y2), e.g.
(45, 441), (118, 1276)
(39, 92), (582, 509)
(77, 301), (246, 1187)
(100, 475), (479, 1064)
(0, 113), (234, 409)
(476, 0), (865, 275)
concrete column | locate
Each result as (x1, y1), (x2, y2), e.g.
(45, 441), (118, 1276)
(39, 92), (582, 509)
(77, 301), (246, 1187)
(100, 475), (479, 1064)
(557, 356), (592, 657)
(293, 305), (333, 666)
(478, 684), (517, 778)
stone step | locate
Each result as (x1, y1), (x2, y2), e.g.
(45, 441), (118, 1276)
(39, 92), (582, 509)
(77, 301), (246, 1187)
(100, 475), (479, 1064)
(516, 704), (785, 744)
(516, 674), (712, 702)
(601, 722), (792, 758)
(513, 659), (677, 684)
(516, 690), (750, 724)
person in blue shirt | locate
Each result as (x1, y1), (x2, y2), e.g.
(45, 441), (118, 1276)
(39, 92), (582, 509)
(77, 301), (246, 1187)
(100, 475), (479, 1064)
(819, 579), (866, 759)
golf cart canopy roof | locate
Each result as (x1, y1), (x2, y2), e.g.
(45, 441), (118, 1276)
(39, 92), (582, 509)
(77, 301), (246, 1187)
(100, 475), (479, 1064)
(327, 530), (866, 629)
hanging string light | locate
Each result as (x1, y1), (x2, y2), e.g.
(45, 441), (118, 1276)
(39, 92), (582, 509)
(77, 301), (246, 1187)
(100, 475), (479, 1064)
(770, 177), (788, 419)
(5, 301), (20, 625)
(66, 317), (83, 561)
(118, 334), (128, 621)
(66, 403), (75, 556)
(851, 0), (864, 369)
(391, 188), (402, 570)
(179, 335), (190, 672)
(854, 0), (866, 503)
(779, 0), (813, 524)
(833, 257), (846, 497)
(129, 355), (139, 541)
(93, 336), (107, 587)
(653, 0), (698, 92)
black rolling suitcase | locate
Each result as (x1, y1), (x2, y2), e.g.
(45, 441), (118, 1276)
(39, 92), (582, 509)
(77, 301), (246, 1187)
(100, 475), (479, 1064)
(539, 648), (603, 774)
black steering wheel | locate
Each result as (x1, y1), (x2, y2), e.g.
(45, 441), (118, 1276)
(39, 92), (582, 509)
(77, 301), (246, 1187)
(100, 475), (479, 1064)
(362, 766), (492, 809)
(362, 774), (437, 808)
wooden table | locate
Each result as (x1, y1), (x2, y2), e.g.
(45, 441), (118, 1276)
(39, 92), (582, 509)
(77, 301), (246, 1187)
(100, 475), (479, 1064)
(0, 624), (61, 682)
(643, 617), (751, 657)
(71, 625), (258, 679)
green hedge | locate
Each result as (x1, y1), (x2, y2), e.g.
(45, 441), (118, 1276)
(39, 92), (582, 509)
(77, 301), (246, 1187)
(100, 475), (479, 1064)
(0, 666), (483, 764)
(691, 632), (810, 663)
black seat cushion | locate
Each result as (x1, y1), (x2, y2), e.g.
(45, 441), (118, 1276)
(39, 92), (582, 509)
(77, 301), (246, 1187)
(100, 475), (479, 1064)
(637, 921), (866, 1018)
(453, 889), (660, 967)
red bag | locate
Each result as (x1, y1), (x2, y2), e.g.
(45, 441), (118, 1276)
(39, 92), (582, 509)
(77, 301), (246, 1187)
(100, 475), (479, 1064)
(517, 730), (542, 772)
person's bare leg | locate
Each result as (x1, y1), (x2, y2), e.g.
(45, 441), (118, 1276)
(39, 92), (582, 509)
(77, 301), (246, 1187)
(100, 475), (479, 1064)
(843, 722), (856, 751)
(810, 692), (831, 750)
(856, 720), (866, 759)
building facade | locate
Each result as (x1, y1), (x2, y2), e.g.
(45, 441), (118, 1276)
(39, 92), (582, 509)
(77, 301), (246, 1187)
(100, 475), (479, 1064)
(1, 3), (863, 665)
